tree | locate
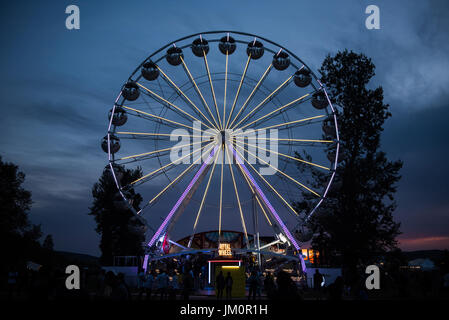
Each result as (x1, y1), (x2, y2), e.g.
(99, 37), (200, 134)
(0, 156), (42, 268)
(293, 50), (402, 282)
(43, 234), (54, 251)
(89, 166), (145, 265)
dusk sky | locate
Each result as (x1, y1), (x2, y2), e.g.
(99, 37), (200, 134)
(1, 0), (448, 256)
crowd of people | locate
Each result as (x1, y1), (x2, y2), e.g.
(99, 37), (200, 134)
(135, 267), (193, 300)
(4, 254), (449, 301)
(2, 255), (305, 301)
(132, 265), (303, 300)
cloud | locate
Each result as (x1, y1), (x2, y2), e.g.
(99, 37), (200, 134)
(398, 236), (449, 251)
(326, 1), (449, 112)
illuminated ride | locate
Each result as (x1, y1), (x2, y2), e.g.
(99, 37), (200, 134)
(102, 31), (339, 272)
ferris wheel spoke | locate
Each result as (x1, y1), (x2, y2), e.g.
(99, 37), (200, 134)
(137, 143), (216, 215)
(224, 144), (250, 248)
(148, 144), (214, 206)
(228, 64), (273, 129)
(254, 192), (272, 226)
(241, 140), (330, 171)
(225, 54), (252, 129)
(147, 144), (220, 247)
(249, 118), (326, 134)
(202, 50), (222, 130)
(128, 141), (214, 187)
(231, 72), (293, 130)
(236, 143), (322, 197)
(222, 52), (229, 132)
(235, 159), (272, 227)
(218, 147), (224, 237)
(188, 148), (220, 247)
(232, 145), (298, 217)
(156, 65), (218, 130)
(253, 137), (334, 144)
(156, 77), (169, 99)
(138, 93), (159, 114)
(238, 91), (312, 131)
(230, 144), (300, 250)
(115, 152), (172, 166)
(269, 141), (334, 149)
(180, 56), (220, 130)
(117, 140), (208, 162)
(116, 131), (205, 142)
(234, 114), (327, 135)
(122, 105), (217, 135)
(136, 82), (215, 131)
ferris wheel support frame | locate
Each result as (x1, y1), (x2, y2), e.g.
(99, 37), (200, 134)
(142, 141), (307, 273)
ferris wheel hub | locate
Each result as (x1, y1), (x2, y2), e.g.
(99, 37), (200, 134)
(220, 130), (226, 147)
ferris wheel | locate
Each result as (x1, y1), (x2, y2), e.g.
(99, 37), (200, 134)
(102, 31), (339, 269)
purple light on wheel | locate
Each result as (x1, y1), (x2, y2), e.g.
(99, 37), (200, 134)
(143, 254), (149, 271)
(228, 143), (300, 251)
(147, 145), (219, 247)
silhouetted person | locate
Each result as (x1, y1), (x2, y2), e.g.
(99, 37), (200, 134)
(137, 268), (146, 299)
(7, 269), (18, 300)
(103, 271), (115, 299)
(264, 272), (275, 299)
(328, 276), (344, 300)
(182, 270), (193, 300)
(32, 266), (51, 301)
(216, 271), (225, 299)
(256, 272), (263, 299)
(193, 262), (201, 290)
(248, 271), (258, 300)
(96, 269), (106, 299)
(275, 271), (289, 299)
(144, 271), (154, 300)
(313, 269), (323, 299)
(200, 265), (207, 289)
(169, 271), (179, 300)
(156, 269), (169, 300)
(225, 272), (233, 299)
(113, 273), (129, 300)
(313, 269), (323, 289)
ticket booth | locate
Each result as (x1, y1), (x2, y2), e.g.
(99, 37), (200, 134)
(208, 259), (245, 298)
(207, 243), (245, 298)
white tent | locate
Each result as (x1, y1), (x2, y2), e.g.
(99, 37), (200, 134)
(26, 261), (42, 271)
(408, 258), (435, 271)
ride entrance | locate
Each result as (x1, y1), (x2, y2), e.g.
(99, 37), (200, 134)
(102, 31), (339, 274)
